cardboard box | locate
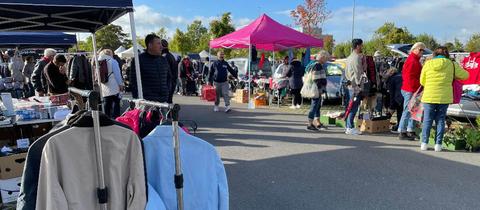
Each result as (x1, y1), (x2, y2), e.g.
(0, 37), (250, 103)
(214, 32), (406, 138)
(234, 89), (249, 103)
(0, 153), (27, 179)
(0, 177), (21, 204)
(357, 119), (390, 133)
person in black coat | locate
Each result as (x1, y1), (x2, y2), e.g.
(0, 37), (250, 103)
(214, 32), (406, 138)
(161, 39), (178, 103)
(129, 33), (171, 102)
(385, 67), (404, 133)
(44, 55), (69, 95)
(32, 48), (56, 96)
(178, 56), (195, 95)
(282, 59), (304, 108)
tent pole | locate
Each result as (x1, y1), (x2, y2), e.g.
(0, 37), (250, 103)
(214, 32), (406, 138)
(92, 33), (102, 100)
(248, 45), (254, 109)
(129, 12), (143, 99)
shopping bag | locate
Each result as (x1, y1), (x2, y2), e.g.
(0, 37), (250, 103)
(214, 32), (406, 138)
(408, 87), (424, 122)
(201, 85), (216, 102)
(452, 61), (463, 104)
(300, 69), (319, 99)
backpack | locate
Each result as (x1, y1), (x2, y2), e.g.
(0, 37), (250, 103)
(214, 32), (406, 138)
(99, 59), (112, 83)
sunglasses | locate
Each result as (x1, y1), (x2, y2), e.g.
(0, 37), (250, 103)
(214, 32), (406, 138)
(419, 49), (425, 52)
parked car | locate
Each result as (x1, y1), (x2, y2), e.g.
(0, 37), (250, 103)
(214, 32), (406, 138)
(227, 57), (272, 77)
(322, 62), (344, 101)
(387, 44), (433, 58)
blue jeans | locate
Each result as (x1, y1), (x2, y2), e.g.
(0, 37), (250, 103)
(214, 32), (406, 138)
(421, 103), (449, 144)
(346, 88), (362, 129)
(308, 97), (322, 120)
(398, 90), (415, 132)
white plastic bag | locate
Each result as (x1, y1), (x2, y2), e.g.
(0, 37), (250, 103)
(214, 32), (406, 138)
(300, 71), (319, 99)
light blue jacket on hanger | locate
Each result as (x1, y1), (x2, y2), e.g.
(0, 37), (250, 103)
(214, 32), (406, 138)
(144, 126), (229, 210)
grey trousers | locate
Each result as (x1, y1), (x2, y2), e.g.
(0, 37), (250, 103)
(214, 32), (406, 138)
(214, 82), (230, 106)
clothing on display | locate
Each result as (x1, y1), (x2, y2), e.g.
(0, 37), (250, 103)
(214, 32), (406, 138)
(17, 111), (147, 210)
(68, 54), (93, 90)
(143, 125), (229, 210)
(461, 52), (480, 85)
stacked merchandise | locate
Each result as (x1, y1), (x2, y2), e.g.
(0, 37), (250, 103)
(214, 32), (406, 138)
(13, 96), (70, 121)
(254, 92), (268, 107)
(234, 89), (249, 103)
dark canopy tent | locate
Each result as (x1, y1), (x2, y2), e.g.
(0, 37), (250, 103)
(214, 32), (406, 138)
(0, 0), (133, 32)
(0, 32), (77, 49)
(0, 0), (146, 99)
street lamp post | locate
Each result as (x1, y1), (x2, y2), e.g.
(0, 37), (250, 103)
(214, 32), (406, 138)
(352, 0), (356, 41)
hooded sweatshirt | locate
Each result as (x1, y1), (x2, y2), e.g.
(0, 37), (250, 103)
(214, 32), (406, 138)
(420, 57), (469, 104)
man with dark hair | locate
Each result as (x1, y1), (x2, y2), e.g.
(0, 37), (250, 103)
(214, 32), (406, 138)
(161, 39), (178, 103)
(129, 33), (171, 102)
(344, 38), (366, 135)
(44, 54), (69, 95)
(208, 51), (237, 113)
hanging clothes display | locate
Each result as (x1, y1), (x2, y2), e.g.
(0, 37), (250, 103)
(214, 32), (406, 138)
(69, 54), (93, 90)
(461, 52), (480, 85)
(18, 111), (147, 210)
(143, 125), (229, 210)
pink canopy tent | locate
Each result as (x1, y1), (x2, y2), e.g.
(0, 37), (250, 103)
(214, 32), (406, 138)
(209, 14), (324, 109)
(209, 14), (324, 51)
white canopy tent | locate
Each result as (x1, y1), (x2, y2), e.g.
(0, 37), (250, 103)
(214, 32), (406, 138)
(114, 46), (126, 54)
(118, 45), (145, 59)
(199, 50), (217, 60)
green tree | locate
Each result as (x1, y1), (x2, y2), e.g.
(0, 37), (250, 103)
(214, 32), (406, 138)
(444, 42), (455, 52)
(333, 42), (351, 59)
(466, 33), (480, 52)
(454, 38), (465, 52)
(210, 13), (235, 57)
(415, 33), (439, 50)
(185, 20), (209, 52)
(77, 24), (129, 52)
(156, 27), (169, 40)
(170, 28), (192, 55)
(210, 13), (235, 38)
(323, 36), (334, 54)
(373, 22), (414, 55)
(94, 24), (129, 50)
(137, 37), (146, 48)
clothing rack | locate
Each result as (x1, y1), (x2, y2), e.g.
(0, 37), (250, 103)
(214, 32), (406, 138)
(68, 87), (108, 210)
(131, 99), (184, 210)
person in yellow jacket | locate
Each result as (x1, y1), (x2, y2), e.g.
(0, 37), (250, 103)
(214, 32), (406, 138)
(420, 46), (469, 152)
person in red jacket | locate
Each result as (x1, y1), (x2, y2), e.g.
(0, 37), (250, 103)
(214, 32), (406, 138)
(398, 42), (426, 140)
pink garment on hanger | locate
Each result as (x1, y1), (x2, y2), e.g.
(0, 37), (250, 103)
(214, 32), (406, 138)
(116, 109), (142, 134)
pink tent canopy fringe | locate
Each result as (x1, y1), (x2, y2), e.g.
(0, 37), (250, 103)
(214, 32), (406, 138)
(209, 14), (324, 51)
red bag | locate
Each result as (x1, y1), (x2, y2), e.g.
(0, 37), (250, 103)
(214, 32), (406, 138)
(201, 85), (216, 102)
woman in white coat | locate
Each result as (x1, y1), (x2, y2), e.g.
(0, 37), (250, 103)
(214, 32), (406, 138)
(99, 49), (124, 118)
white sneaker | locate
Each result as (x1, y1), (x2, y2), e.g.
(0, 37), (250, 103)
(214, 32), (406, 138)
(225, 106), (232, 113)
(420, 143), (428, 151)
(289, 105), (296, 109)
(434, 144), (442, 152)
(214, 106), (219, 112)
(346, 128), (362, 135)
(296, 105), (301, 109)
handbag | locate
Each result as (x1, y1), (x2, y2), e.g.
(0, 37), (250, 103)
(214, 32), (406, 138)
(300, 70), (319, 99)
(408, 86), (424, 122)
(452, 61), (463, 104)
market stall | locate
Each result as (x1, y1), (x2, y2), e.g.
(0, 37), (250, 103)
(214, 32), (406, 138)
(209, 14), (323, 108)
(0, 1), (144, 208)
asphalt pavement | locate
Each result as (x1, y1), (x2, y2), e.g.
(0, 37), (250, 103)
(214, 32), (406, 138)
(175, 96), (480, 210)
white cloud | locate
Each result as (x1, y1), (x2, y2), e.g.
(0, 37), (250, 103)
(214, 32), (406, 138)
(323, 0), (480, 44)
(274, 9), (292, 16)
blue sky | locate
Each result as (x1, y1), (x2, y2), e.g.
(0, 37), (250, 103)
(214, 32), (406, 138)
(111, 0), (480, 44)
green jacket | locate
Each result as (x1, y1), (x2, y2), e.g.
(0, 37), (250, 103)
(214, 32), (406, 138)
(420, 57), (469, 104)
